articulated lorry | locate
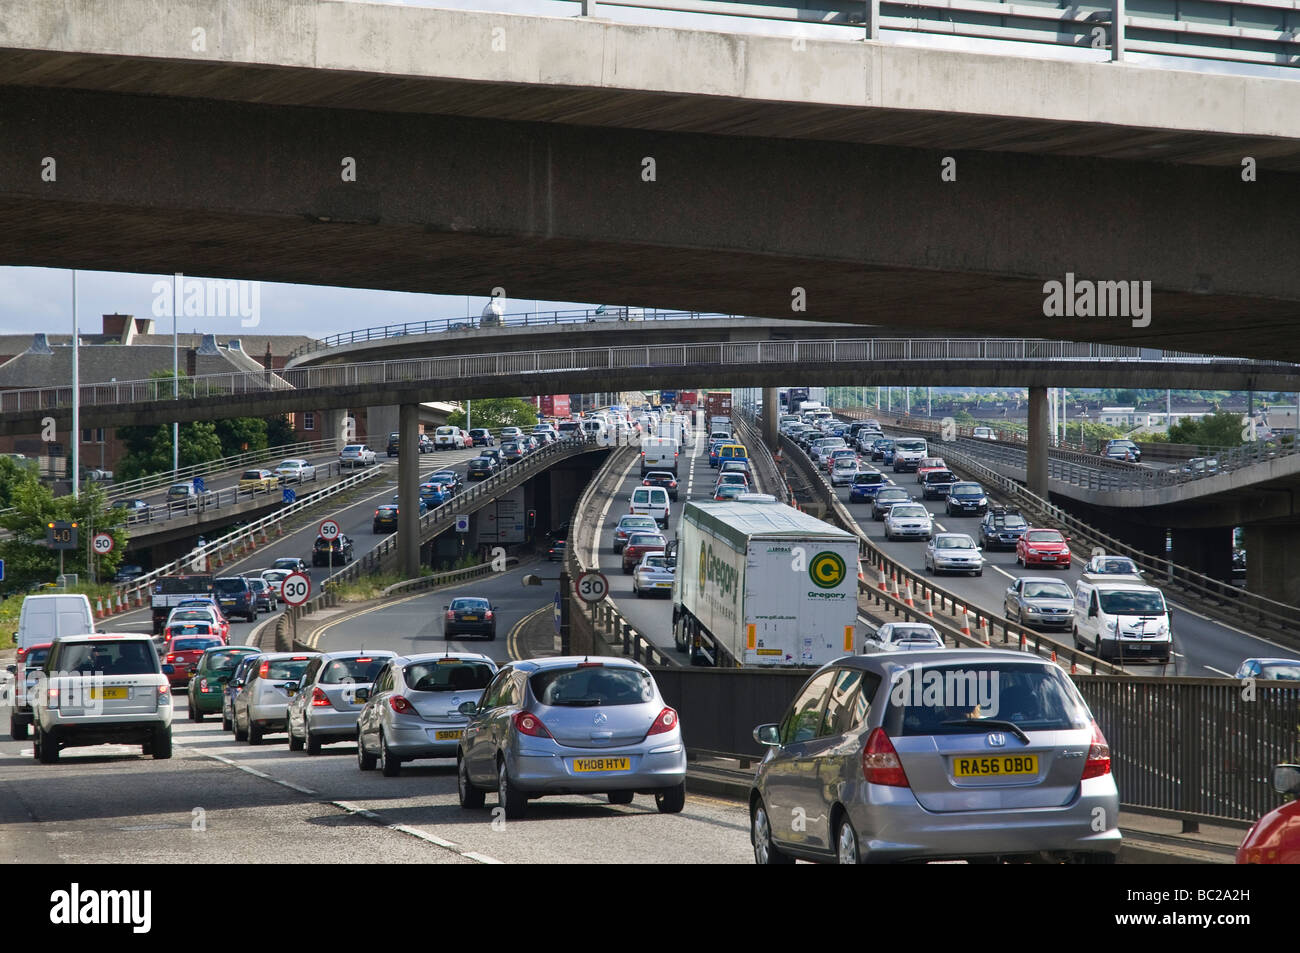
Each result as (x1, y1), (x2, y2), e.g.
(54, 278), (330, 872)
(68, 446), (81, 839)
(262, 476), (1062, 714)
(672, 501), (860, 666)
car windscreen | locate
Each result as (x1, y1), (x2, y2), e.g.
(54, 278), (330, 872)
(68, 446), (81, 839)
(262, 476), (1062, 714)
(1024, 531), (1063, 543)
(886, 625), (939, 643)
(58, 641), (158, 676)
(993, 515), (1026, 529)
(1022, 582), (1072, 599)
(890, 506), (928, 518)
(530, 666), (655, 707)
(263, 659), (312, 680)
(895, 440), (926, 452)
(212, 579), (247, 594)
(935, 537), (975, 549)
(1258, 663), (1300, 680)
(1095, 558), (1138, 573)
(172, 637), (222, 652)
(885, 663), (1090, 736)
(1098, 590), (1166, 615)
(319, 657), (388, 684)
(950, 484), (983, 496)
(406, 659), (495, 692)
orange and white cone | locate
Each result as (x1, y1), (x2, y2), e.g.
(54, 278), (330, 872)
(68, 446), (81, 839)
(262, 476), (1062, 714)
(1050, 649), (1058, 664)
(94, 597), (104, 619)
(904, 582), (915, 608)
(877, 568), (888, 592)
(1070, 658), (1078, 675)
(1020, 631), (1027, 650)
(960, 607), (972, 637)
(924, 594), (934, 618)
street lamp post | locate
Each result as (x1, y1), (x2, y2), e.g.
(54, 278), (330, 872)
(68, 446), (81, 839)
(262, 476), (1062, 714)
(173, 273), (180, 477)
(71, 271), (80, 499)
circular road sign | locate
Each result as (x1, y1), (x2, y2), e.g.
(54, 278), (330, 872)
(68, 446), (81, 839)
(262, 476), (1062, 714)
(318, 519), (341, 540)
(281, 571), (311, 607)
(574, 571), (610, 604)
(92, 532), (114, 555)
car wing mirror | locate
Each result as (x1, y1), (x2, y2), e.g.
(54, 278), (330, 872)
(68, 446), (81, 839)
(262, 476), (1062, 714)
(753, 724), (780, 747)
(5, 664), (14, 674)
(355, 687), (370, 702)
(1088, 606), (1098, 618)
(1271, 764), (1300, 797)
(458, 700), (479, 716)
(284, 682), (298, 696)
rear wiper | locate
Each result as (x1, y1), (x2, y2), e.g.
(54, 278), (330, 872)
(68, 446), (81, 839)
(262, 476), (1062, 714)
(940, 718), (1031, 746)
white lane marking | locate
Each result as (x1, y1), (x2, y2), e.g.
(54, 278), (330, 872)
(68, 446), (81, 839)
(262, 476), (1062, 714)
(989, 564), (1018, 581)
(590, 451), (641, 568)
(1204, 665), (1234, 677)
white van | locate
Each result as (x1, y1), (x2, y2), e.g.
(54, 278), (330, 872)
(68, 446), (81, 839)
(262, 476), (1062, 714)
(1073, 579), (1172, 664)
(17, 593), (95, 654)
(629, 486), (670, 527)
(892, 437), (929, 472)
(580, 418), (610, 444)
(641, 437), (680, 476)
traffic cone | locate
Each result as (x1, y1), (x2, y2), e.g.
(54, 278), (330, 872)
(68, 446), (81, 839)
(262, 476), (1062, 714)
(94, 597), (104, 619)
(261, 525), (270, 545)
(924, 595), (934, 618)
(275, 519), (284, 537)
(877, 568), (888, 592)
(114, 593), (123, 615)
(1020, 631), (1027, 650)
(904, 582), (915, 608)
(1050, 649), (1058, 664)
(1070, 658), (1078, 675)
(959, 607), (972, 637)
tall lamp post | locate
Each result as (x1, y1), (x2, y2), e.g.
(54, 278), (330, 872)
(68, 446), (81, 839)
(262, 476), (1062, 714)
(71, 271), (79, 499)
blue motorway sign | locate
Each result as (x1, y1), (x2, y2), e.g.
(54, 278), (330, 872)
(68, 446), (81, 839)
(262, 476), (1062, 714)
(0, 558), (5, 582)
(192, 476), (205, 493)
(282, 488), (296, 504)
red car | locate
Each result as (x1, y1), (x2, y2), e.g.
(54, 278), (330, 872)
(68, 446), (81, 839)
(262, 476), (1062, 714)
(915, 457), (948, 484)
(163, 633), (226, 687)
(1016, 528), (1072, 569)
(1237, 764), (1300, 863)
(622, 532), (667, 574)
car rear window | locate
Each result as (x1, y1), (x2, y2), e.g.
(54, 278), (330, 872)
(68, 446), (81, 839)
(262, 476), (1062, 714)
(206, 649), (255, 671)
(25, 647), (51, 667)
(263, 658), (312, 680)
(241, 471), (263, 480)
(628, 534), (666, 547)
(884, 663), (1090, 736)
(451, 598), (490, 610)
(530, 666), (655, 707)
(319, 657), (388, 684)
(854, 473), (883, 484)
(620, 517), (656, 529)
(213, 578), (248, 593)
(170, 610), (213, 622)
(1259, 663), (1300, 680)
(173, 637), (222, 651)
(169, 624), (213, 637)
(57, 641), (158, 676)
(405, 660), (495, 692)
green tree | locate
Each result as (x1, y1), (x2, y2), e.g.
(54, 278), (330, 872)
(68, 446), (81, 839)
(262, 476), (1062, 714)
(116, 420), (223, 481)
(446, 398), (541, 432)
(214, 417), (268, 457)
(0, 475), (127, 587)
(1167, 411), (1245, 448)
(266, 414), (296, 448)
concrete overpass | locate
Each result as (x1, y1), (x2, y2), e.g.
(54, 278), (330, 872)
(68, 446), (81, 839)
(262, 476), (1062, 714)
(2, 0), (1300, 359)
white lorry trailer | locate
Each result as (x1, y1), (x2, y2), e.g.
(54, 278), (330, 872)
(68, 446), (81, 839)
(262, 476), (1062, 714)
(672, 500), (860, 666)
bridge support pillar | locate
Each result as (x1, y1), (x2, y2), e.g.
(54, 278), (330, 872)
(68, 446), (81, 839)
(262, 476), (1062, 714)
(321, 409), (348, 451)
(368, 405), (399, 452)
(399, 403), (421, 579)
(1026, 386), (1050, 500)
(1169, 525), (1234, 584)
(761, 388), (779, 449)
(1244, 523), (1300, 604)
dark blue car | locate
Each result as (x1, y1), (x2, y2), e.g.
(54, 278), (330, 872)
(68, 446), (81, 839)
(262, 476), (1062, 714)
(420, 482), (453, 506)
(849, 471), (889, 503)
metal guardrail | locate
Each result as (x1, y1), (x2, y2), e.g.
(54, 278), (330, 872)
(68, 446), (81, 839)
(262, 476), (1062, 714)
(6, 337), (1295, 418)
(288, 309), (740, 359)
(732, 415), (792, 505)
(115, 463), (389, 604)
(581, 0), (1300, 71)
(933, 444), (1300, 645)
(100, 438), (339, 502)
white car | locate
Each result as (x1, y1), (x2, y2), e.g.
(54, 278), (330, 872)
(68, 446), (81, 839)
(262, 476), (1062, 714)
(863, 622), (945, 652)
(923, 533), (984, 576)
(339, 444), (376, 468)
(830, 458), (860, 486)
(30, 634), (174, 762)
(632, 552), (676, 598)
(883, 503), (933, 541)
(274, 459), (317, 483)
(972, 427), (995, 440)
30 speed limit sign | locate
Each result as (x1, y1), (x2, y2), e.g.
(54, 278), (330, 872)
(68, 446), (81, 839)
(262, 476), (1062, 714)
(91, 532), (114, 555)
(281, 571), (311, 607)
(318, 519), (341, 540)
(574, 571), (610, 604)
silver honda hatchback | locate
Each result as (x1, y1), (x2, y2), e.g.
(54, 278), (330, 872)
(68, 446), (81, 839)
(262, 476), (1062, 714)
(750, 649), (1121, 864)
(456, 657), (687, 819)
(356, 652), (497, 776)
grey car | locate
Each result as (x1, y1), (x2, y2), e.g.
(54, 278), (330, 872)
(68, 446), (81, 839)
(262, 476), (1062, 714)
(1004, 577), (1075, 631)
(357, 652), (498, 775)
(923, 533), (983, 576)
(750, 650), (1121, 864)
(232, 651), (320, 744)
(286, 651), (395, 755)
(863, 622), (946, 652)
(456, 657), (687, 819)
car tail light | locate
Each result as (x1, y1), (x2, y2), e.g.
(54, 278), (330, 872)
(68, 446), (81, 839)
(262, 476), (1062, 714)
(1082, 721), (1112, 779)
(47, 687), (60, 707)
(311, 687), (330, 707)
(258, 660), (271, 677)
(646, 707), (678, 736)
(513, 711), (552, 738)
(388, 695), (416, 716)
(166, 654), (176, 663)
(446, 610), (455, 621)
(16, 647), (27, 662)
(862, 727), (910, 787)
(484, 611), (494, 621)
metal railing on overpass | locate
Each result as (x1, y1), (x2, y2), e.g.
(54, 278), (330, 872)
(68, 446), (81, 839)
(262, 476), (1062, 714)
(575, 0), (1300, 72)
(288, 309), (739, 359)
(7, 337), (1294, 419)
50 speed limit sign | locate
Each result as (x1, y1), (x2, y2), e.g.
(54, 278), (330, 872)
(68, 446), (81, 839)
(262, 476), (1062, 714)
(281, 571), (311, 607)
(318, 519), (341, 540)
(91, 532), (114, 555)
(574, 571), (610, 604)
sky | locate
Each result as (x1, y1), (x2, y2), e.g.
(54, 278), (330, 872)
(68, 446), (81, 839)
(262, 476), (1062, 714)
(3, 0), (1291, 340)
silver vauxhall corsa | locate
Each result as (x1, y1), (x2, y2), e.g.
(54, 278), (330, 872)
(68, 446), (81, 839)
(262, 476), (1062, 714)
(456, 657), (687, 819)
(750, 649), (1121, 864)
(285, 650), (395, 755)
(356, 652), (497, 776)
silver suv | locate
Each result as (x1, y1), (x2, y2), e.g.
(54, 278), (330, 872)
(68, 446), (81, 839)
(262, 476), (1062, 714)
(30, 634), (174, 763)
(750, 649), (1120, 864)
